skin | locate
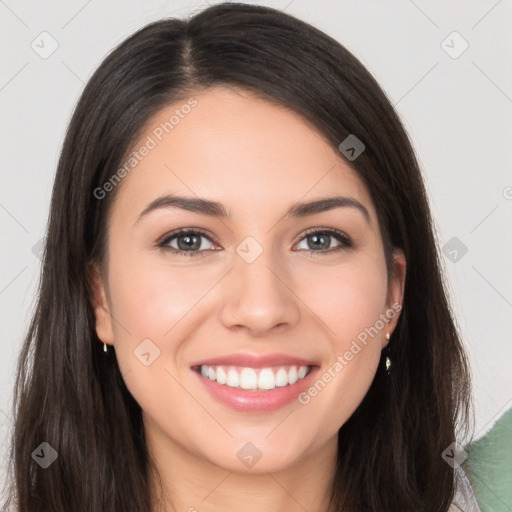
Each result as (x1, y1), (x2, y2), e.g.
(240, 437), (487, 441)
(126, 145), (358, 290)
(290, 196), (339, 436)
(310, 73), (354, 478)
(90, 85), (406, 512)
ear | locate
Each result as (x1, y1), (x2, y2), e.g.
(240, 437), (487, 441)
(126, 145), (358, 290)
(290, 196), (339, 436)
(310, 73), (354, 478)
(87, 261), (114, 346)
(382, 248), (406, 348)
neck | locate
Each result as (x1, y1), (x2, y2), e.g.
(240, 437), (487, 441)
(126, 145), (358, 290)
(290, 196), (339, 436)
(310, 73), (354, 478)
(144, 416), (338, 512)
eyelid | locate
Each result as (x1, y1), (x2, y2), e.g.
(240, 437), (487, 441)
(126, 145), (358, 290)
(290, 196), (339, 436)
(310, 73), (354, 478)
(156, 226), (218, 246)
(297, 226), (352, 245)
(157, 226), (353, 256)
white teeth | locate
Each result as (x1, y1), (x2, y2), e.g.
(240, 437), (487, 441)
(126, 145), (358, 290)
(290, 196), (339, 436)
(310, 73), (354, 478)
(226, 369), (239, 387)
(288, 366), (298, 385)
(239, 368), (258, 390)
(198, 364), (311, 391)
(275, 368), (288, 387)
(216, 366), (227, 385)
(258, 368), (275, 390)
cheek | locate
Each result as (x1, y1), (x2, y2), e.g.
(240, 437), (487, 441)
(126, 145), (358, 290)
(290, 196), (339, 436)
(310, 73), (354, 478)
(104, 251), (197, 413)
(105, 248), (220, 384)
(310, 256), (389, 343)
(296, 256), (388, 431)
(108, 251), (208, 337)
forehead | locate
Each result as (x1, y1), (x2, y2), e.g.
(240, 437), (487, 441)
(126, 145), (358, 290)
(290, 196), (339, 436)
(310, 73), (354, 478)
(111, 85), (376, 225)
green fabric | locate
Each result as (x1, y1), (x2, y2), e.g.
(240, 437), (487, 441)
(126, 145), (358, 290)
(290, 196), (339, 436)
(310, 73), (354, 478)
(465, 407), (512, 511)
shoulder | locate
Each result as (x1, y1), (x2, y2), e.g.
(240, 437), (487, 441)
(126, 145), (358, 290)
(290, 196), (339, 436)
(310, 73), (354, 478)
(448, 465), (481, 512)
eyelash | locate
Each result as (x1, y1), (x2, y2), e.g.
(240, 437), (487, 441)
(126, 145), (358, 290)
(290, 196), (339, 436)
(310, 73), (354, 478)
(156, 227), (353, 258)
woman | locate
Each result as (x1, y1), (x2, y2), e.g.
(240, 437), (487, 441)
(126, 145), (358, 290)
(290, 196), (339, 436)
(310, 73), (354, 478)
(4, 3), (480, 511)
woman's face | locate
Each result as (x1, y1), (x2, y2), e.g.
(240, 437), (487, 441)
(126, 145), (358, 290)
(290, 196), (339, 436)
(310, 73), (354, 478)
(91, 85), (405, 473)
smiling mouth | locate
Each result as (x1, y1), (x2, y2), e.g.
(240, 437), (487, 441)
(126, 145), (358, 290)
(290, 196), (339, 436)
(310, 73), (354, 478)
(192, 364), (312, 392)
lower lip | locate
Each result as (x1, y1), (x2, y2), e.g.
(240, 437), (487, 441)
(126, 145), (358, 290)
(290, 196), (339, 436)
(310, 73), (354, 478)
(192, 366), (319, 412)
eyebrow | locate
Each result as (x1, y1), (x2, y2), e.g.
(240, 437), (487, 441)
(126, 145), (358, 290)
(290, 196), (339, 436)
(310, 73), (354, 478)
(136, 194), (371, 225)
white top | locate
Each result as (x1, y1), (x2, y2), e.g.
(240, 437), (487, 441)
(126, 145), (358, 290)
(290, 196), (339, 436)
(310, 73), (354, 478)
(449, 465), (482, 511)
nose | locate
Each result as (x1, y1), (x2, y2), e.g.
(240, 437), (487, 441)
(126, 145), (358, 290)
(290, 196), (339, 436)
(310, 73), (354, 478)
(219, 246), (301, 337)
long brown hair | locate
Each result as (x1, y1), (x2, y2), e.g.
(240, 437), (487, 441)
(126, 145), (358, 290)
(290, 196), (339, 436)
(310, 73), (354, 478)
(5, 3), (473, 510)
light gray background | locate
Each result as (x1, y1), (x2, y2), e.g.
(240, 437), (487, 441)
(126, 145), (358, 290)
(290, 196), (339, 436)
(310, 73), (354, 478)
(1, 0), (511, 491)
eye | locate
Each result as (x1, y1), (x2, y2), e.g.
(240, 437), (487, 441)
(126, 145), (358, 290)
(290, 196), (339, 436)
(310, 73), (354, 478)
(294, 227), (353, 255)
(157, 227), (353, 258)
(157, 228), (217, 257)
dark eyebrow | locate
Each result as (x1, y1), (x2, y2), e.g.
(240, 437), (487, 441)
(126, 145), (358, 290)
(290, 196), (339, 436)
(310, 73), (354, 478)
(135, 194), (371, 225)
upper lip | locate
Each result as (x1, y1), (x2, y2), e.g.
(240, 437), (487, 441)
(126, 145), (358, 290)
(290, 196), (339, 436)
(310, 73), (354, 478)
(191, 352), (318, 369)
